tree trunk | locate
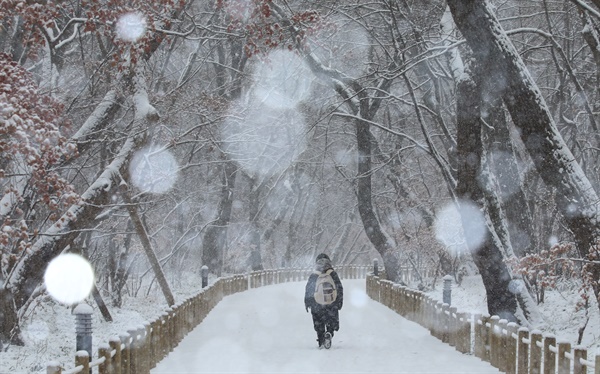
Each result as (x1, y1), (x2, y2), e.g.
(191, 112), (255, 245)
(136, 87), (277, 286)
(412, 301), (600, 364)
(355, 118), (402, 283)
(0, 289), (22, 346)
(121, 185), (175, 307)
(448, 0), (600, 308)
(261, 167), (299, 243)
(455, 71), (518, 322)
(284, 179), (311, 267)
(483, 106), (535, 257)
(202, 159), (237, 276)
(112, 219), (134, 308)
(248, 177), (264, 271)
(0, 138), (131, 344)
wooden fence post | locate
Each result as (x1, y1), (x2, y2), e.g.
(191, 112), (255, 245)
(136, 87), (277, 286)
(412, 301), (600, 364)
(430, 301), (439, 339)
(497, 319), (508, 372)
(424, 297), (432, 336)
(47, 362), (62, 374)
(381, 281), (389, 307)
(433, 301), (443, 340)
(410, 291), (418, 322)
(110, 337), (122, 374)
(120, 333), (131, 374)
(127, 328), (138, 374)
(143, 322), (151, 373)
(98, 343), (111, 374)
(154, 317), (163, 363)
(75, 350), (90, 374)
(388, 283), (395, 312)
(572, 346), (586, 374)
(529, 331), (543, 374)
(543, 335), (556, 374)
(424, 297), (433, 333)
(160, 311), (169, 358)
(275, 270), (280, 284)
(417, 293), (426, 326)
(456, 312), (471, 354)
(175, 305), (183, 345)
(517, 327), (530, 374)
(473, 314), (485, 360)
(448, 306), (457, 347)
(186, 298), (193, 334)
(506, 322), (518, 374)
(489, 316), (501, 369)
(557, 341), (571, 374)
(167, 308), (175, 354)
(441, 304), (450, 344)
(415, 292), (421, 323)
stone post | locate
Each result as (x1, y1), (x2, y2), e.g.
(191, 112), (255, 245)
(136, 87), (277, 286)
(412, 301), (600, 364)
(201, 265), (209, 288)
(74, 304), (93, 360)
(443, 275), (452, 305)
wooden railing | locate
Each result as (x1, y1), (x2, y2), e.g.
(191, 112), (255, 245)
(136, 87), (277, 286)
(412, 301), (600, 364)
(366, 274), (600, 374)
(47, 265), (371, 374)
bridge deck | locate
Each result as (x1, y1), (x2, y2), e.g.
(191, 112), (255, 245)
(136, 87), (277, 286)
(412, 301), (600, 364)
(152, 279), (501, 373)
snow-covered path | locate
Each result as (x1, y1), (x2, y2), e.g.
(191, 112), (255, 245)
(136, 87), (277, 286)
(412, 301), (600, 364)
(152, 280), (501, 373)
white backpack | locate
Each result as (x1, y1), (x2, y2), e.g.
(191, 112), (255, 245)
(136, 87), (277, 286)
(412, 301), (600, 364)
(314, 269), (338, 305)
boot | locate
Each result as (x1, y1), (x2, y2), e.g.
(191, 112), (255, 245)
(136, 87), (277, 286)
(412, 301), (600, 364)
(323, 332), (332, 349)
(317, 334), (324, 348)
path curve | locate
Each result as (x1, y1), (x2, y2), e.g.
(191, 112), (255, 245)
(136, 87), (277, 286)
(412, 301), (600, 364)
(152, 280), (500, 373)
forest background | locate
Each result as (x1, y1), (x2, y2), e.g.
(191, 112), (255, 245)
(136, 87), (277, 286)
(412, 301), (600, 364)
(1, 0), (600, 361)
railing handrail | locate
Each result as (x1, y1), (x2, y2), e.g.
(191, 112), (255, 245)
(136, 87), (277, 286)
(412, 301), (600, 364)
(366, 274), (599, 374)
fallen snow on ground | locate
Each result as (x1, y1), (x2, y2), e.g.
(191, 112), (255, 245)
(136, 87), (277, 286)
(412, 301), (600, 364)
(2, 274), (599, 373)
(151, 280), (501, 373)
(433, 275), (600, 352)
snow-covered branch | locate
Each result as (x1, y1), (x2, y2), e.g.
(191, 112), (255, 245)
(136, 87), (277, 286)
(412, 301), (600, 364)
(332, 112), (430, 153)
(72, 90), (121, 143)
(506, 27), (600, 137)
(5, 136), (138, 308)
(132, 65), (160, 123)
(569, 0), (600, 20)
(440, 6), (466, 82)
(44, 18), (86, 47)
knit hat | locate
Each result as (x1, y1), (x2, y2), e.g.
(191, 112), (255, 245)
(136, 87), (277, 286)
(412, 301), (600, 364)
(315, 253), (332, 272)
(316, 253), (330, 262)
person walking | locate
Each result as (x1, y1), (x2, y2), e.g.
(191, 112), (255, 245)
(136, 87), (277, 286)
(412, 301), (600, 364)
(304, 253), (343, 349)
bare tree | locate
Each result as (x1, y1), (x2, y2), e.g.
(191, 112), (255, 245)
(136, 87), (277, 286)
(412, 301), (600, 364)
(447, 0), (600, 310)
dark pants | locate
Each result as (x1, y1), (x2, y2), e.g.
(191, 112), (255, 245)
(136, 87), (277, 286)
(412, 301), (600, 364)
(311, 307), (339, 344)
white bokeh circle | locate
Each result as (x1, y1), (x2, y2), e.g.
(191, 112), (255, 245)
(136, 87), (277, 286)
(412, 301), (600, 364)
(252, 50), (312, 109)
(116, 12), (147, 42)
(129, 145), (179, 194)
(434, 200), (487, 255)
(44, 254), (95, 305)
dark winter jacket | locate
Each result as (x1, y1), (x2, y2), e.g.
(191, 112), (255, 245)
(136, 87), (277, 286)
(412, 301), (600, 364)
(304, 260), (343, 312)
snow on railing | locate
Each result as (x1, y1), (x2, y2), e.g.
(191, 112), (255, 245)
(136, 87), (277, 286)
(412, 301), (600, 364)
(366, 274), (600, 374)
(46, 266), (371, 374)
